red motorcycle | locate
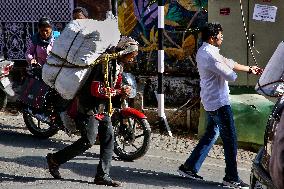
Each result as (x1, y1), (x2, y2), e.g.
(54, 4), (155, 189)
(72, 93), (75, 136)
(0, 58), (14, 108)
(0, 60), (151, 161)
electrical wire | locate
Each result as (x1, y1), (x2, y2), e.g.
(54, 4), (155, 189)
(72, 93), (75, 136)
(239, 0), (258, 66)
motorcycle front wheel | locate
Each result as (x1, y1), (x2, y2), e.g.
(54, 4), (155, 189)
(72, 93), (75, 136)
(113, 117), (151, 161)
(23, 112), (59, 139)
(0, 87), (7, 109)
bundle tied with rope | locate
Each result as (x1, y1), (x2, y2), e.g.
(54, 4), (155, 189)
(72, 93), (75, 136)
(42, 18), (121, 100)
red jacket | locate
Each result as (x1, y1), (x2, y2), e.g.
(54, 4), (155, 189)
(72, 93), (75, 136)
(90, 61), (123, 99)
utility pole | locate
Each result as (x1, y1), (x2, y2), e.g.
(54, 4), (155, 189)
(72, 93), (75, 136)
(157, 0), (172, 137)
(111, 0), (117, 17)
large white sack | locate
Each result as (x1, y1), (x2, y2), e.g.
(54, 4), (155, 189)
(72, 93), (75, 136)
(42, 59), (91, 100)
(42, 62), (61, 87)
(51, 18), (121, 67)
(55, 67), (91, 99)
(255, 41), (284, 97)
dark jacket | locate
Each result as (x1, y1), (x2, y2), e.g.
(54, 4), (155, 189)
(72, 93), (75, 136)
(77, 59), (123, 113)
(270, 111), (284, 189)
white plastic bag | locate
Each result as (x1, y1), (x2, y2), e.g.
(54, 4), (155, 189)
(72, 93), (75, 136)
(43, 17), (121, 99)
(51, 18), (120, 66)
(255, 41), (284, 97)
(42, 62), (91, 100)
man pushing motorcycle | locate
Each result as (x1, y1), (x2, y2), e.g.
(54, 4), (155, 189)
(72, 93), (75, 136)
(46, 36), (139, 187)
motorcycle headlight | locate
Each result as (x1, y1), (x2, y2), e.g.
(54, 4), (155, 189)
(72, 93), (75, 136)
(122, 72), (137, 98)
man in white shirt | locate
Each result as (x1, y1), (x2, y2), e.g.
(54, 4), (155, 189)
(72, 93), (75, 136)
(177, 23), (262, 189)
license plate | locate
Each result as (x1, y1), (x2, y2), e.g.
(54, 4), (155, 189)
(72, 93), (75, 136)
(1, 77), (10, 88)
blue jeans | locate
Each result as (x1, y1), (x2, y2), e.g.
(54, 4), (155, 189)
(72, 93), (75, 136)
(183, 105), (239, 181)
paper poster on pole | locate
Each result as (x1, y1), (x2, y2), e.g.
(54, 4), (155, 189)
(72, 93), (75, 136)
(253, 4), (277, 22)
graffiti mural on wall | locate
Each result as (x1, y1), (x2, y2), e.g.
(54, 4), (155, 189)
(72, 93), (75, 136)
(118, 0), (208, 76)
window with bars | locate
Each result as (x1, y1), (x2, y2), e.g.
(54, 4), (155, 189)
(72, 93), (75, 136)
(0, 0), (73, 60)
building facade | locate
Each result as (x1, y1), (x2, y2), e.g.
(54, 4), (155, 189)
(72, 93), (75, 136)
(0, 0), (208, 107)
(0, 0), (74, 60)
(0, 0), (116, 60)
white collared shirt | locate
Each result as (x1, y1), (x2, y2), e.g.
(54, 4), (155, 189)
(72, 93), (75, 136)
(196, 42), (237, 111)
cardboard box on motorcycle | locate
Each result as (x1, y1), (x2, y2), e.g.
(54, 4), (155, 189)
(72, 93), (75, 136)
(43, 17), (121, 100)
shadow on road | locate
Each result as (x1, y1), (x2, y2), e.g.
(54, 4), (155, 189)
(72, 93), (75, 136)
(0, 172), (52, 183)
(0, 123), (25, 131)
(0, 172), (94, 185)
(0, 154), (224, 188)
(111, 165), (224, 188)
(0, 129), (66, 150)
(0, 125), (225, 188)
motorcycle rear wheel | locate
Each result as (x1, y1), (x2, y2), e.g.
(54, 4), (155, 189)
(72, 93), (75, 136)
(23, 112), (58, 139)
(113, 117), (151, 161)
(0, 87), (7, 109)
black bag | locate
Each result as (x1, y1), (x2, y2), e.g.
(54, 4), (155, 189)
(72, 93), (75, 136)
(20, 77), (50, 109)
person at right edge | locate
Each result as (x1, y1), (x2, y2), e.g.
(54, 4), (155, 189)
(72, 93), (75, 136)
(177, 22), (263, 189)
(269, 111), (284, 189)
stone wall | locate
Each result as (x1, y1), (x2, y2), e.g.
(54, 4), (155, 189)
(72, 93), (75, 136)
(133, 75), (201, 133)
(137, 75), (200, 107)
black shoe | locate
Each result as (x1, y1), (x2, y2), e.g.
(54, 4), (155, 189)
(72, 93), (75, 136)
(177, 165), (203, 180)
(46, 153), (62, 179)
(222, 179), (249, 189)
(94, 175), (122, 187)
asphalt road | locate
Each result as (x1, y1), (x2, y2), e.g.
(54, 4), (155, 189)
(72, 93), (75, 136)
(0, 113), (253, 189)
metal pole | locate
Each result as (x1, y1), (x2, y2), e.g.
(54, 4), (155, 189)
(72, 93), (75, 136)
(158, 0), (172, 137)
(111, 0), (118, 17)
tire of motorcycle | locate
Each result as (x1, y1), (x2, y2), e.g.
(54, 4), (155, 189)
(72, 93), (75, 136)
(22, 112), (59, 139)
(250, 174), (267, 189)
(0, 88), (7, 109)
(113, 118), (151, 161)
